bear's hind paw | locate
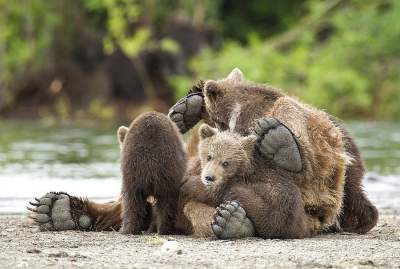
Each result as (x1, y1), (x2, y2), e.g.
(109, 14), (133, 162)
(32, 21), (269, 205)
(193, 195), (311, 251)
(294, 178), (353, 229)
(28, 192), (92, 231)
(211, 201), (255, 240)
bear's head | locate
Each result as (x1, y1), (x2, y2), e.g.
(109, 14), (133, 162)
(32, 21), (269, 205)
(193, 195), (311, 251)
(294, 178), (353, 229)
(202, 68), (283, 135)
(198, 123), (256, 189)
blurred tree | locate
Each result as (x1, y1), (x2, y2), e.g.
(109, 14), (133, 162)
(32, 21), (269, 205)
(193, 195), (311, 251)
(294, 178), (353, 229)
(188, 0), (400, 120)
(0, 0), (399, 120)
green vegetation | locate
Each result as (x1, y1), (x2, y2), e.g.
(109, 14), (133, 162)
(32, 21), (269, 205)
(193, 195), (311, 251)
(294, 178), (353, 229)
(188, 0), (400, 120)
(0, 0), (399, 120)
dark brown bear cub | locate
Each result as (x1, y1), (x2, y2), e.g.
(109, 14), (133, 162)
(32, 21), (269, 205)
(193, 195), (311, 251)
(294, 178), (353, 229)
(118, 111), (187, 234)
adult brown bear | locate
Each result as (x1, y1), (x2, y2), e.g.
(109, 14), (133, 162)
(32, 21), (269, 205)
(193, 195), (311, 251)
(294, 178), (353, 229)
(28, 69), (378, 237)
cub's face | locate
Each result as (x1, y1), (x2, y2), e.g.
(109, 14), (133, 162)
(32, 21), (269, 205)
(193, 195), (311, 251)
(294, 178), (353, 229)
(198, 124), (256, 189)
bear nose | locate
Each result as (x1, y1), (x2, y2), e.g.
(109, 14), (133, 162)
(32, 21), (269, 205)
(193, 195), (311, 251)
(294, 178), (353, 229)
(205, 176), (214, 182)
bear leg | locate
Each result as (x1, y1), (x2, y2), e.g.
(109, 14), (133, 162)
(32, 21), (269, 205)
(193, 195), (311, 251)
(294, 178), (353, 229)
(153, 198), (179, 235)
(254, 117), (302, 172)
(339, 130), (379, 234)
(228, 181), (315, 239)
(340, 188), (378, 234)
(28, 192), (122, 231)
(120, 188), (151, 234)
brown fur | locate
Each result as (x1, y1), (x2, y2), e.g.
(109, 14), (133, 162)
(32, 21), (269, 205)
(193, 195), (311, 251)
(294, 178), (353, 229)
(201, 77), (351, 231)
(64, 70), (377, 236)
(196, 124), (315, 238)
(118, 111), (186, 234)
(332, 119), (379, 233)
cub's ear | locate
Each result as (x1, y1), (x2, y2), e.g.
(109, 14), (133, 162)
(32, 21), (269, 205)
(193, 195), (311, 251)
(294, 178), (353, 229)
(241, 135), (257, 156)
(117, 126), (129, 145)
(199, 124), (217, 140)
(226, 68), (244, 83)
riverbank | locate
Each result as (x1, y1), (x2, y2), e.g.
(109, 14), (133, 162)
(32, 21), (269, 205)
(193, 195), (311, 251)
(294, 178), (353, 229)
(0, 209), (399, 269)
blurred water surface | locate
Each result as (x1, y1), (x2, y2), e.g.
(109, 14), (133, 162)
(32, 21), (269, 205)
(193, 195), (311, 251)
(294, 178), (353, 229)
(0, 120), (399, 213)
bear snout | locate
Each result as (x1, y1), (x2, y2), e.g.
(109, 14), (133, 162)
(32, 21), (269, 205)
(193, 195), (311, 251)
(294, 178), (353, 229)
(201, 174), (215, 186)
(205, 175), (214, 182)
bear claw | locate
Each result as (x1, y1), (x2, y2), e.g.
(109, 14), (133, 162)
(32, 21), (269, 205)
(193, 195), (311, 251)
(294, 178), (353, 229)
(168, 92), (204, 133)
(255, 117), (302, 172)
(27, 192), (92, 231)
(211, 201), (255, 239)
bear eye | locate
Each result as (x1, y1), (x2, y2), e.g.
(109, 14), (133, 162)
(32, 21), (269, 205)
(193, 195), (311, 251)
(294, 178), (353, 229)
(222, 161), (229, 167)
(207, 155), (212, 161)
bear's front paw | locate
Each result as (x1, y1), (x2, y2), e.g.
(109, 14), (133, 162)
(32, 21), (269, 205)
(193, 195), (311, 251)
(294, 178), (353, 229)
(28, 192), (92, 231)
(254, 117), (302, 172)
(211, 201), (255, 239)
(168, 92), (204, 133)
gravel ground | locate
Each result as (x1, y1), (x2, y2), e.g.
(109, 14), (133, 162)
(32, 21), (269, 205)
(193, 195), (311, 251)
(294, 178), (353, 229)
(0, 210), (399, 269)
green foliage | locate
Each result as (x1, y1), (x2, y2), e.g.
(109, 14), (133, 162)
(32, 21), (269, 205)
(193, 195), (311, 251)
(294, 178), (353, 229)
(1, 0), (399, 120)
(0, 0), (58, 83)
(189, 0), (400, 120)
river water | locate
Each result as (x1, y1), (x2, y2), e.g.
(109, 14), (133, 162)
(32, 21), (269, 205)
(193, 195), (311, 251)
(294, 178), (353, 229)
(0, 120), (399, 213)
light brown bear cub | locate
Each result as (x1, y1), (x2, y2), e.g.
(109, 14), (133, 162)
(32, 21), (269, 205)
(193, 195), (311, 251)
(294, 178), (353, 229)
(118, 111), (186, 234)
(198, 123), (313, 239)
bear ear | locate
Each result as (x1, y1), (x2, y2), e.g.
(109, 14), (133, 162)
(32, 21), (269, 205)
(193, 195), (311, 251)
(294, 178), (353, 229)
(199, 124), (217, 140)
(204, 80), (223, 98)
(226, 68), (244, 83)
(241, 135), (257, 156)
(117, 126), (129, 145)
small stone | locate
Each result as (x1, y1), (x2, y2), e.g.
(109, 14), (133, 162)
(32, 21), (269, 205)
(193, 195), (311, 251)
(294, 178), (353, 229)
(48, 251), (69, 258)
(160, 240), (181, 255)
(359, 260), (375, 266)
(27, 249), (41, 254)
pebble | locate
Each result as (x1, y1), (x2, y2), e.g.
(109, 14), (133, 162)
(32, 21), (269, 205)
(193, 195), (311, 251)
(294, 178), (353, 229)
(160, 240), (182, 255)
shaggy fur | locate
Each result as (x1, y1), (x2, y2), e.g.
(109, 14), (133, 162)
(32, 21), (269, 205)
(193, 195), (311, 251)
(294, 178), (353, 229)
(29, 68), (378, 237)
(118, 112), (186, 234)
(197, 124), (314, 238)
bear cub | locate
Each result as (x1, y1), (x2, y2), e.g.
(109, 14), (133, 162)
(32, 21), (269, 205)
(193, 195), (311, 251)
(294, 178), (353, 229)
(118, 112), (187, 234)
(198, 123), (256, 238)
(198, 123), (312, 239)
(198, 124), (256, 195)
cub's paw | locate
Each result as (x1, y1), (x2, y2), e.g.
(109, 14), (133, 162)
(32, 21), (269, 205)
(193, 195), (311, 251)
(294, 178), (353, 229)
(211, 201), (255, 239)
(254, 117), (302, 172)
(168, 92), (204, 133)
(27, 192), (92, 231)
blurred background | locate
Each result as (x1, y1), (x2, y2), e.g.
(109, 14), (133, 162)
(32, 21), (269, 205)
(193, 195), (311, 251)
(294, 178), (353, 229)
(0, 0), (399, 213)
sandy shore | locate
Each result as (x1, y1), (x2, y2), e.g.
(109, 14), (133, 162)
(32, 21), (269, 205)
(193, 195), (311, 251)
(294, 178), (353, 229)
(0, 210), (399, 269)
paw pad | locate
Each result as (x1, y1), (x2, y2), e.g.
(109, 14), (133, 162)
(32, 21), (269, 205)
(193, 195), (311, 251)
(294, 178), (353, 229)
(168, 92), (204, 133)
(254, 117), (302, 172)
(27, 192), (91, 231)
(211, 201), (255, 239)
